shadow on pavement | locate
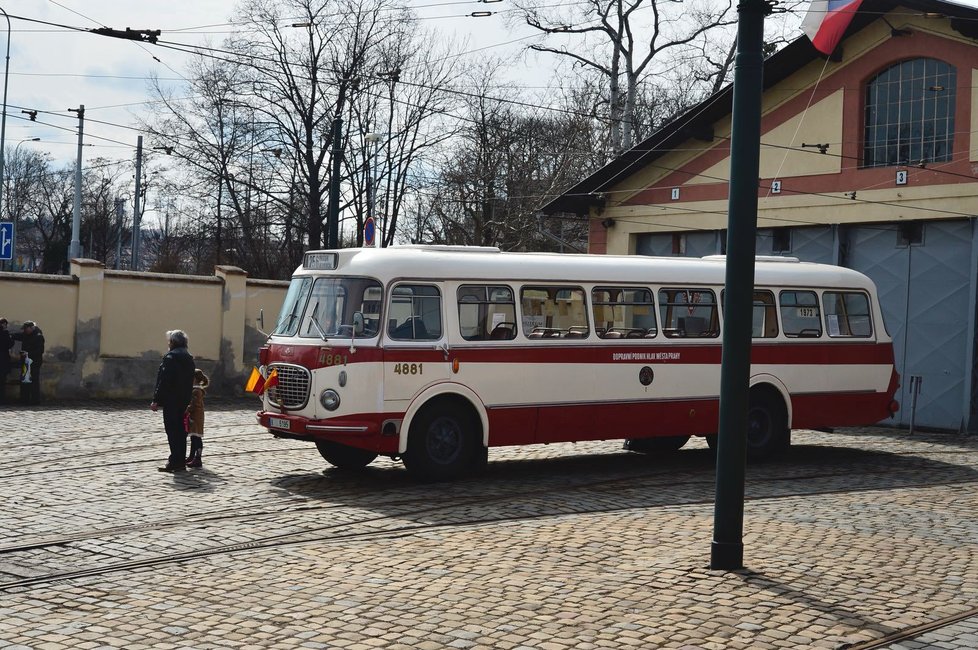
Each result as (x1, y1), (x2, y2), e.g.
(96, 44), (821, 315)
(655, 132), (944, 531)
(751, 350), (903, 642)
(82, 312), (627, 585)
(833, 426), (978, 452)
(268, 443), (978, 527)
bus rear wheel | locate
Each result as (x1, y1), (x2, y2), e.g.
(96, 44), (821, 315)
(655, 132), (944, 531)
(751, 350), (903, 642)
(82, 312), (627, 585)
(624, 435), (690, 454)
(746, 390), (789, 459)
(404, 404), (479, 481)
(703, 390), (789, 460)
(315, 440), (378, 469)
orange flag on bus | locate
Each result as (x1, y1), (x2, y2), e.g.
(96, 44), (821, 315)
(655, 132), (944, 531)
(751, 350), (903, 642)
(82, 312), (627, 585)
(245, 367), (266, 394)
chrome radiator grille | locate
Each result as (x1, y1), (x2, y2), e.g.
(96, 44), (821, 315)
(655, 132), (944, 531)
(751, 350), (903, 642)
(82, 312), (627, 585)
(267, 364), (311, 409)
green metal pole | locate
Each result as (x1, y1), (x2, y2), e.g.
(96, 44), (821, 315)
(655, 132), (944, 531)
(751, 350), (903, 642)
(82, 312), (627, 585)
(327, 116), (343, 249)
(711, 0), (771, 571)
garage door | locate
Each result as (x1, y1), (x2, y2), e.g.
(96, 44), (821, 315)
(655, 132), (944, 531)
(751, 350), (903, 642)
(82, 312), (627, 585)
(847, 220), (971, 430)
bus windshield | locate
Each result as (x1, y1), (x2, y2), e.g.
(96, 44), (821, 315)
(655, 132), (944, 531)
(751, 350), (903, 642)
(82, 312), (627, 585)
(297, 277), (383, 339)
(273, 277), (313, 336)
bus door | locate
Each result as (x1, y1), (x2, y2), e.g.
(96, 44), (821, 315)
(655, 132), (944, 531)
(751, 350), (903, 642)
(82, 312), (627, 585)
(383, 283), (451, 405)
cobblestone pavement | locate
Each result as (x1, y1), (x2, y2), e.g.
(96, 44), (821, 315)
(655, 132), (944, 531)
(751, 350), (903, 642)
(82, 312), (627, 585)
(1, 399), (976, 649)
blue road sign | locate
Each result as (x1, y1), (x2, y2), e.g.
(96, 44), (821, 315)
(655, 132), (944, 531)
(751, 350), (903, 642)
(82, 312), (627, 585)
(0, 222), (13, 261)
(364, 216), (375, 246)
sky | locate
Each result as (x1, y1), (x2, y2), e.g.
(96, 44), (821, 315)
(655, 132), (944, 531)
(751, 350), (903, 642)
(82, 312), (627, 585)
(2, 0), (549, 170)
(8, 0), (978, 172)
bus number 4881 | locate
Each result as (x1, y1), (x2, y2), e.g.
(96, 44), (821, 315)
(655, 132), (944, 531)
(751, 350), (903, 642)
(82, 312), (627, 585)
(394, 363), (423, 375)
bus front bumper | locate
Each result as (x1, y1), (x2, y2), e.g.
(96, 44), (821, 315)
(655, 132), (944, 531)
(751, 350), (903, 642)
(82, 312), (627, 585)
(257, 410), (378, 436)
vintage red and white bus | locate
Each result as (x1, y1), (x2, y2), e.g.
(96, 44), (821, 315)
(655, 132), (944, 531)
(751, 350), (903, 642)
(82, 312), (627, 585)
(256, 246), (899, 479)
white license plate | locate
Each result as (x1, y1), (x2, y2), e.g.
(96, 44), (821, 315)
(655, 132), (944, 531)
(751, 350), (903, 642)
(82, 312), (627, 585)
(269, 417), (290, 430)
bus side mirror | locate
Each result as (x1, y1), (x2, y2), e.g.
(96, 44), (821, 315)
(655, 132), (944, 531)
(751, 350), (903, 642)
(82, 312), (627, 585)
(353, 312), (365, 336)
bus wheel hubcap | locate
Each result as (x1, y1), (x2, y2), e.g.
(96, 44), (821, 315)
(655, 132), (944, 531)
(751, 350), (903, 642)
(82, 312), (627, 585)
(748, 408), (771, 446)
(427, 417), (462, 464)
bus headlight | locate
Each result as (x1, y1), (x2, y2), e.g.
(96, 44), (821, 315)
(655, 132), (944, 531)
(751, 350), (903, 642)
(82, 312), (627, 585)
(320, 389), (341, 411)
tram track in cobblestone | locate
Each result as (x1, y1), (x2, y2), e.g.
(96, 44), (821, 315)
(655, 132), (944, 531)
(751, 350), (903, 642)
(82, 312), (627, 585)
(0, 444), (312, 480)
(5, 432), (975, 478)
(1, 467), (975, 593)
(838, 607), (978, 649)
(9, 421), (260, 452)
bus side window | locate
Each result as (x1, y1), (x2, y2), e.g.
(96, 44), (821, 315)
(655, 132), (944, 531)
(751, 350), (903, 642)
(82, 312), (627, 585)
(457, 285), (517, 341)
(592, 286), (656, 339)
(823, 291), (872, 337)
(388, 284), (442, 340)
(722, 290), (778, 338)
(658, 288), (718, 338)
(780, 290), (822, 337)
(520, 286), (589, 339)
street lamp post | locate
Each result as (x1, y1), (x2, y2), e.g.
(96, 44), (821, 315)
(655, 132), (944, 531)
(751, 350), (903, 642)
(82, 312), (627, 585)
(0, 6), (11, 228)
(365, 133), (381, 248)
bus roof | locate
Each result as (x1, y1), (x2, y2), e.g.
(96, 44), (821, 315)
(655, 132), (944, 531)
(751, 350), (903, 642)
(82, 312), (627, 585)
(294, 246), (876, 290)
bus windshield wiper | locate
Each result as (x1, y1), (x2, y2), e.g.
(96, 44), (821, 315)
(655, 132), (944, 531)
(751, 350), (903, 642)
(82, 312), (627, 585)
(307, 303), (329, 341)
(310, 317), (329, 341)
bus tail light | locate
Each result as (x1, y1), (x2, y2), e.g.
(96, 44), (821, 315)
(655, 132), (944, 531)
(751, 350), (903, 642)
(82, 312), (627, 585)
(888, 400), (900, 414)
(259, 345), (270, 366)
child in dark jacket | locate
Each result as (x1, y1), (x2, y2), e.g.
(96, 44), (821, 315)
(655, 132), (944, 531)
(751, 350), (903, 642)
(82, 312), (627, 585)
(185, 369), (209, 468)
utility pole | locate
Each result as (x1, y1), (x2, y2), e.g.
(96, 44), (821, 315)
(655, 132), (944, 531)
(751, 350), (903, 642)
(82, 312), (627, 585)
(326, 116), (342, 249)
(68, 104), (84, 262)
(114, 198), (124, 269)
(710, 0), (772, 571)
(131, 135), (143, 270)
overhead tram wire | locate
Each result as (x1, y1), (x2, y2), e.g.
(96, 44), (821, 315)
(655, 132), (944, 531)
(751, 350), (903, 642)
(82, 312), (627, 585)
(18, 80), (978, 228)
(7, 111), (138, 150)
(3, 11), (627, 128)
(150, 37), (617, 123)
(18, 12), (977, 227)
(30, 73), (976, 229)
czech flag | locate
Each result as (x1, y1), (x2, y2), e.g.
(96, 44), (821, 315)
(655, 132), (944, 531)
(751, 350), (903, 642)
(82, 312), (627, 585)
(246, 367), (279, 395)
(802, 0), (863, 55)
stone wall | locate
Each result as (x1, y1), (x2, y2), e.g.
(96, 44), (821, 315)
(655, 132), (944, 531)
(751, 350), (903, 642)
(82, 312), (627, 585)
(0, 259), (289, 400)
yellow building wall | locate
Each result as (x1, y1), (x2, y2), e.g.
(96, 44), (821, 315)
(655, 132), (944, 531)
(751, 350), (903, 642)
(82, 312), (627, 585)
(0, 260), (289, 399)
(101, 274), (224, 359)
(0, 275), (77, 351)
(246, 281), (287, 337)
(690, 91), (844, 185)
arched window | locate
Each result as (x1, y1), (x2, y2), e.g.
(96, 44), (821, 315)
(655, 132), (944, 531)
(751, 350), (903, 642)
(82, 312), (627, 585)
(863, 58), (955, 168)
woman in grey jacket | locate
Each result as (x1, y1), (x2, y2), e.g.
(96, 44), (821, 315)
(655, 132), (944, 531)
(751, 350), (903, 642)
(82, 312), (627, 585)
(151, 329), (195, 472)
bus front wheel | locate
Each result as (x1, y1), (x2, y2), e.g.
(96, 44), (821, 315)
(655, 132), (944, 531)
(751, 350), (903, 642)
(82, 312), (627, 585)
(315, 440), (378, 469)
(404, 404), (479, 481)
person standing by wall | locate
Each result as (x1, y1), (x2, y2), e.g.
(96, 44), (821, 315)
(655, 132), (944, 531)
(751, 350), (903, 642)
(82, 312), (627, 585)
(150, 329), (195, 473)
(0, 319), (13, 404)
(11, 321), (44, 405)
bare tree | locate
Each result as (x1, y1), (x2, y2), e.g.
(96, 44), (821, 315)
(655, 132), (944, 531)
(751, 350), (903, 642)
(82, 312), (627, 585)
(3, 147), (49, 270)
(344, 25), (464, 247)
(514, 0), (736, 154)
(80, 160), (129, 266)
(141, 0), (463, 277)
(414, 63), (602, 251)
(26, 164), (74, 274)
